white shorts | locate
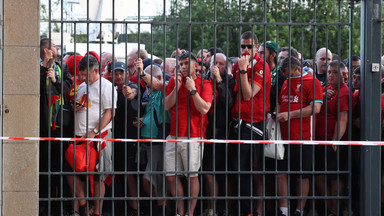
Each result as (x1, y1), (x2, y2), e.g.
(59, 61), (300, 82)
(164, 135), (204, 177)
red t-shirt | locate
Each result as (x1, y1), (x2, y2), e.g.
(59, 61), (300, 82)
(316, 83), (349, 140)
(231, 53), (271, 123)
(278, 72), (323, 140)
(165, 76), (213, 138)
(352, 90), (384, 125)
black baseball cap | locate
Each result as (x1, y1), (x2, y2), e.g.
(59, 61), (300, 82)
(179, 52), (198, 62)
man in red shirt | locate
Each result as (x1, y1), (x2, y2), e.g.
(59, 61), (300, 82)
(164, 52), (213, 216)
(277, 56), (323, 216)
(230, 31), (271, 215)
(315, 60), (349, 216)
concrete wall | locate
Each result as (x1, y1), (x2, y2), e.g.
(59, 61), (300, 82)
(2, 0), (40, 215)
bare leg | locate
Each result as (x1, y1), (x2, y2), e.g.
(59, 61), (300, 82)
(126, 174), (138, 210)
(93, 179), (105, 215)
(205, 174), (218, 210)
(296, 178), (310, 211)
(277, 174), (288, 208)
(328, 179), (344, 215)
(187, 176), (200, 216)
(167, 175), (185, 215)
(254, 174), (264, 214)
(66, 175), (86, 212)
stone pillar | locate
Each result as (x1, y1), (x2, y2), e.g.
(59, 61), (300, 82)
(2, 0), (40, 215)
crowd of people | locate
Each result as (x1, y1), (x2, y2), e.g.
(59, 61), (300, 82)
(39, 30), (383, 216)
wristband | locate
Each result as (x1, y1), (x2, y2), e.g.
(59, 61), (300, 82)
(93, 128), (99, 134)
(190, 90), (197, 95)
(239, 70), (247, 74)
(217, 80), (223, 86)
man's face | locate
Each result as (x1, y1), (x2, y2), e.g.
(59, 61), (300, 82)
(50, 42), (59, 59)
(241, 38), (258, 55)
(316, 50), (332, 73)
(352, 73), (360, 89)
(342, 67), (349, 83)
(327, 65), (342, 87)
(278, 51), (288, 63)
(195, 64), (205, 77)
(258, 46), (275, 66)
(352, 60), (360, 67)
(212, 55), (227, 76)
(114, 69), (125, 86)
(282, 66), (300, 77)
(127, 51), (137, 68)
(178, 58), (197, 77)
(204, 52), (212, 67)
(79, 67), (99, 84)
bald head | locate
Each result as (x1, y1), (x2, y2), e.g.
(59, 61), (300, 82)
(161, 58), (176, 77)
(316, 48), (333, 74)
(210, 53), (227, 76)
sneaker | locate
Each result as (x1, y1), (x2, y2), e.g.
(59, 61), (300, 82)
(291, 210), (302, 216)
(203, 209), (217, 216)
(277, 210), (287, 216)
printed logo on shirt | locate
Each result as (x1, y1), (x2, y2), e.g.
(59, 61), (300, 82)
(295, 84), (301, 93)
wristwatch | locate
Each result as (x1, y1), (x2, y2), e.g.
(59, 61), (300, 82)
(239, 70), (247, 74)
(190, 90), (198, 95)
(93, 128), (99, 134)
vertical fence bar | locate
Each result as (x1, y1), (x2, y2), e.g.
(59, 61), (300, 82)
(360, 0), (382, 215)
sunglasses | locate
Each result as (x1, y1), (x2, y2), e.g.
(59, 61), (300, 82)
(241, 44), (253, 49)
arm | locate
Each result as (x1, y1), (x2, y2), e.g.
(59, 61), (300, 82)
(191, 93), (212, 115)
(238, 55), (261, 101)
(277, 102), (322, 122)
(141, 75), (164, 91)
(164, 76), (181, 111)
(185, 76), (212, 114)
(88, 108), (115, 138)
(332, 111), (348, 141)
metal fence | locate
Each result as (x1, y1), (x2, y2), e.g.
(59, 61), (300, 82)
(39, 0), (382, 215)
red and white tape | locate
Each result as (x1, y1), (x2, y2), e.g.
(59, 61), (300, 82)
(1, 136), (383, 146)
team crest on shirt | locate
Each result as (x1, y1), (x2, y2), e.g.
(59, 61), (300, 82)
(295, 84), (301, 93)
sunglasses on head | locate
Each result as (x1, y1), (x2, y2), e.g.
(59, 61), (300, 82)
(241, 44), (253, 49)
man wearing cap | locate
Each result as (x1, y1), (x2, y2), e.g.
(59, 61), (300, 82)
(111, 61), (141, 215)
(258, 41), (287, 112)
(230, 31), (271, 215)
(164, 52), (213, 216)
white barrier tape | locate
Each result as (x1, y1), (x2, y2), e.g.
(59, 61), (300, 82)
(0, 136), (383, 146)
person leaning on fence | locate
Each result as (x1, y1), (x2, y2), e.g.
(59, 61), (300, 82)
(258, 41), (287, 113)
(134, 62), (169, 215)
(164, 52), (213, 216)
(202, 52), (236, 216)
(110, 61), (140, 215)
(127, 48), (149, 94)
(39, 38), (73, 215)
(314, 60), (349, 216)
(65, 54), (117, 216)
(276, 56), (323, 216)
(230, 31), (271, 216)
(315, 48), (333, 87)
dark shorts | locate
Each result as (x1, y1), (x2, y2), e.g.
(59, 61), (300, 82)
(203, 143), (228, 172)
(315, 145), (349, 181)
(267, 144), (314, 179)
(114, 141), (138, 172)
(229, 120), (265, 172)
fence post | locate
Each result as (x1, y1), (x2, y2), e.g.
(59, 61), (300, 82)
(360, 0), (382, 215)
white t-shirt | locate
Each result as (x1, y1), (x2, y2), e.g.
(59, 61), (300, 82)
(75, 77), (117, 137)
